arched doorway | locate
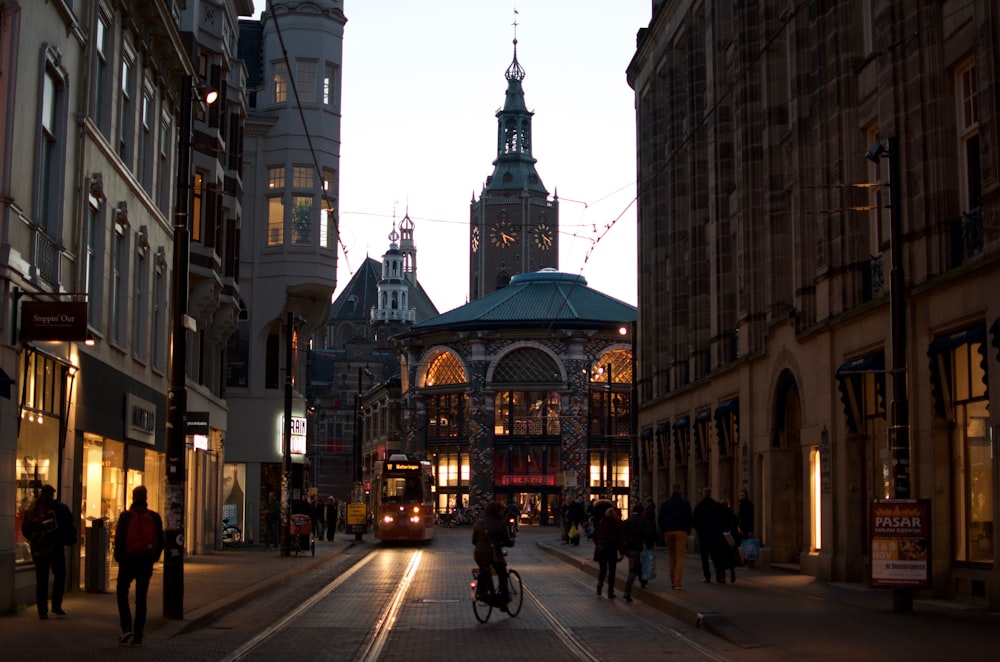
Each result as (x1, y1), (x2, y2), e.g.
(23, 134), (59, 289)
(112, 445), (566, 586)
(768, 369), (804, 565)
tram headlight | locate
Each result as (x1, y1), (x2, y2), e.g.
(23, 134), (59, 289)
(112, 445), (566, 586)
(409, 515), (421, 524)
(412, 505), (421, 514)
(382, 514), (394, 524)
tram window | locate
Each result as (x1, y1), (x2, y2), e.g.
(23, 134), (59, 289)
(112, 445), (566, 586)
(383, 476), (425, 503)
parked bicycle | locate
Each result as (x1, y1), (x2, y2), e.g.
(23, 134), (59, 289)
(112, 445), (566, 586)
(221, 518), (242, 547)
(470, 551), (523, 623)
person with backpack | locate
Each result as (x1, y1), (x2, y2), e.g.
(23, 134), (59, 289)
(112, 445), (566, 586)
(619, 503), (654, 602)
(21, 484), (76, 619)
(114, 485), (164, 646)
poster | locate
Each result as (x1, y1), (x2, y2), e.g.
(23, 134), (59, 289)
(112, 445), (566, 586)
(870, 499), (931, 589)
(223, 463), (246, 532)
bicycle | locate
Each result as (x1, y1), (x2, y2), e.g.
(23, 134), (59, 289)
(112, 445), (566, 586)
(221, 518), (242, 547)
(470, 553), (523, 622)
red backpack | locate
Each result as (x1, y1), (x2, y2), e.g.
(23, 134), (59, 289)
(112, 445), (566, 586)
(126, 509), (156, 556)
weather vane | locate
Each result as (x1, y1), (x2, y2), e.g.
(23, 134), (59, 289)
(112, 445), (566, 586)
(512, 8), (519, 40)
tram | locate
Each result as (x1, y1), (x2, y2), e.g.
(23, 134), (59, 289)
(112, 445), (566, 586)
(371, 454), (436, 542)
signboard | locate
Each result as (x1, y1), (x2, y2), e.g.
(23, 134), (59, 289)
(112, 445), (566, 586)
(289, 416), (307, 454)
(346, 502), (367, 535)
(498, 475), (556, 486)
(870, 499), (931, 589)
(125, 393), (156, 445)
(20, 301), (88, 341)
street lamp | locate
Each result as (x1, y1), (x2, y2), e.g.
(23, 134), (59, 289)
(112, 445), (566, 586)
(164, 75), (215, 619)
(866, 136), (911, 613)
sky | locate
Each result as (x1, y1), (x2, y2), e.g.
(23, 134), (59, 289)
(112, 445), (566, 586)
(254, 1), (651, 313)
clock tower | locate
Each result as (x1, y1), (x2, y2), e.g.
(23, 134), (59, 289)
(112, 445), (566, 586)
(469, 35), (559, 301)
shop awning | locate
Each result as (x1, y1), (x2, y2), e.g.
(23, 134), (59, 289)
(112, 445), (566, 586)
(834, 351), (885, 434)
(0, 366), (13, 400)
(991, 317), (1000, 362)
(928, 323), (988, 419)
(714, 398), (739, 455)
(672, 416), (689, 465)
(693, 410), (711, 462)
(655, 421), (671, 436)
(640, 428), (653, 440)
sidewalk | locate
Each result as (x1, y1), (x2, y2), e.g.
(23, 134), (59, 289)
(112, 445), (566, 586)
(0, 536), (357, 656)
(536, 534), (1000, 659)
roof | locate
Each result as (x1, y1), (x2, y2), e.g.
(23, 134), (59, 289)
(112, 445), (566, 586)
(409, 269), (635, 333)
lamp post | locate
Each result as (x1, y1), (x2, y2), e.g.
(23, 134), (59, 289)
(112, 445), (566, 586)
(164, 76), (215, 618)
(866, 136), (911, 613)
(281, 311), (293, 556)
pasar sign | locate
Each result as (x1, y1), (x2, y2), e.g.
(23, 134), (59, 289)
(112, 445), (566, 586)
(870, 499), (931, 589)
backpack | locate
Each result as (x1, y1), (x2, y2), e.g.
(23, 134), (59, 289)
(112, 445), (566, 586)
(126, 509), (156, 556)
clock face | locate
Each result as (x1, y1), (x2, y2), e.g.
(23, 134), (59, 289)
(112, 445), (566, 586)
(471, 225), (481, 252)
(533, 223), (553, 250)
(490, 220), (517, 248)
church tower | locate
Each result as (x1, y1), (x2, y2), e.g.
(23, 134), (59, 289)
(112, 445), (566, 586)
(371, 221), (416, 346)
(469, 31), (559, 301)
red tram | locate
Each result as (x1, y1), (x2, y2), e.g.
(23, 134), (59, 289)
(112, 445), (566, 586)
(371, 454), (436, 542)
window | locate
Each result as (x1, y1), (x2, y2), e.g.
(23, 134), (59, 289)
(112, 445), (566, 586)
(192, 172), (204, 242)
(427, 393), (468, 439)
(91, 10), (113, 137)
(109, 215), (130, 345)
(268, 166), (285, 190)
(323, 63), (338, 106)
(38, 62), (68, 237)
(85, 195), (105, 330)
(133, 241), (148, 361)
(152, 251), (167, 371)
(292, 196), (313, 245)
(297, 60), (316, 103)
(494, 391), (561, 437)
(957, 60), (980, 211)
(267, 198), (284, 246)
(118, 44), (135, 164)
(265, 329), (280, 389)
(138, 87), (155, 191)
(157, 112), (173, 215)
(293, 166), (312, 188)
(322, 168), (336, 248)
(272, 60), (288, 104)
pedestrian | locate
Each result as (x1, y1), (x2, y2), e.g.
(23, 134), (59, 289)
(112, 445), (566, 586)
(114, 485), (165, 646)
(21, 484), (75, 619)
(719, 498), (742, 583)
(620, 503), (655, 602)
(472, 501), (515, 609)
(658, 484), (692, 590)
(737, 488), (755, 568)
(322, 496), (337, 541)
(264, 490), (280, 549)
(568, 497), (586, 546)
(692, 487), (727, 583)
(594, 506), (622, 599)
(559, 496), (571, 544)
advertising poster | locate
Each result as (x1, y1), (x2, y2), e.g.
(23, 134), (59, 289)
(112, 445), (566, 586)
(870, 499), (931, 588)
(223, 463), (246, 531)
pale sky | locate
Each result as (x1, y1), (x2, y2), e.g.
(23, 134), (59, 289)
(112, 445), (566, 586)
(254, 1), (650, 312)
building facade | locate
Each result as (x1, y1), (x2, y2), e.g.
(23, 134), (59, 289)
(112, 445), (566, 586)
(397, 270), (636, 524)
(229, 0), (344, 542)
(629, 0), (1000, 606)
(1, 0), (250, 610)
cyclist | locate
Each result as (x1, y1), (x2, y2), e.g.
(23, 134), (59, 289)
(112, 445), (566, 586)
(472, 501), (515, 610)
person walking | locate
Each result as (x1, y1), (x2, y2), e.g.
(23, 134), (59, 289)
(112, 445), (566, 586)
(594, 506), (622, 599)
(620, 503), (656, 602)
(719, 498), (742, 583)
(658, 484), (692, 590)
(567, 497), (586, 546)
(263, 490), (280, 549)
(114, 485), (164, 646)
(321, 496), (337, 541)
(738, 488), (755, 568)
(692, 487), (727, 583)
(21, 484), (75, 619)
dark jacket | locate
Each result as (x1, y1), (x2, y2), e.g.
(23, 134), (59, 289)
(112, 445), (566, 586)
(21, 496), (75, 558)
(658, 493), (693, 534)
(114, 505), (165, 565)
(472, 514), (514, 567)
(594, 513), (622, 561)
(738, 497), (754, 536)
(620, 512), (656, 553)
(692, 497), (724, 538)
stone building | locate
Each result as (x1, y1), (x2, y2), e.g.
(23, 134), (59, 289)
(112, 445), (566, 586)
(395, 270), (636, 524)
(628, 1), (1000, 606)
(1, 0), (250, 609)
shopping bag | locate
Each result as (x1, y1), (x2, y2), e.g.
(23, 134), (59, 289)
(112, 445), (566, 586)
(741, 537), (760, 561)
(568, 523), (578, 539)
(640, 548), (657, 581)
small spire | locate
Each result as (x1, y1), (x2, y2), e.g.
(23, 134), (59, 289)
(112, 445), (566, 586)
(506, 9), (525, 81)
(388, 219), (399, 244)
